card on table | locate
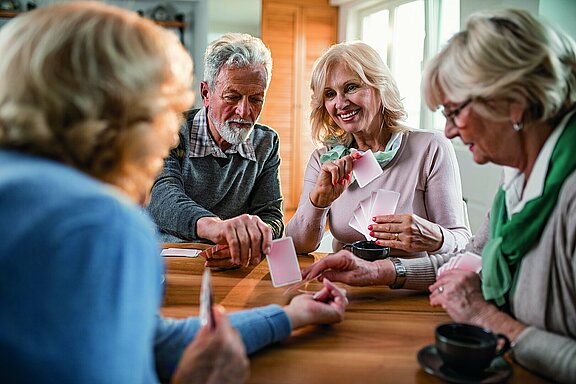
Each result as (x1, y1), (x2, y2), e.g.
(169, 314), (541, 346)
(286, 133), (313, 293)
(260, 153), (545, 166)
(266, 237), (303, 287)
(352, 149), (383, 188)
(160, 248), (201, 257)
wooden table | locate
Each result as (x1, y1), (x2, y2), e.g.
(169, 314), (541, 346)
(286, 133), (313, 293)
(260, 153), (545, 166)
(161, 244), (550, 384)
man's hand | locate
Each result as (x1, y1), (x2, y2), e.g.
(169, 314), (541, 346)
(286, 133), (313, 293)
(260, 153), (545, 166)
(196, 215), (272, 267)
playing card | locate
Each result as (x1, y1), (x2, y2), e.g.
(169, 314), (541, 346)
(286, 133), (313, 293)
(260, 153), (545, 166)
(266, 237), (302, 287)
(352, 150), (383, 188)
(348, 214), (365, 237)
(359, 197), (372, 225)
(454, 252), (482, 273)
(353, 209), (372, 240)
(198, 244), (229, 259)
(437, 252), (482, 277)
(160, 248), (201, 257)
(199, 268), (215, 329)
(370, 189), (400, 218)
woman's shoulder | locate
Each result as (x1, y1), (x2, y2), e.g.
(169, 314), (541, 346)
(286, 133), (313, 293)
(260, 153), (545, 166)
(0, 152), (159, 258)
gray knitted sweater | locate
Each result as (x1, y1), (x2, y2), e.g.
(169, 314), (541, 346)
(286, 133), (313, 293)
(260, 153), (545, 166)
(148, 109), (284, 243)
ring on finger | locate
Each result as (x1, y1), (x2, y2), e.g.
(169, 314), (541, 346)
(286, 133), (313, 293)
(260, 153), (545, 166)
(438, 286), (444, 294)
(395, 232), (399, 241)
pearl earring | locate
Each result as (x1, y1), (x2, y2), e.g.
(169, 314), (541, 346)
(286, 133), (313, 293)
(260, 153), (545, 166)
(513, 121), (523, 131)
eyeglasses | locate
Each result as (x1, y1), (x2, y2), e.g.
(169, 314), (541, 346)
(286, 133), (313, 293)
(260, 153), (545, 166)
(441, 99), (472, 125)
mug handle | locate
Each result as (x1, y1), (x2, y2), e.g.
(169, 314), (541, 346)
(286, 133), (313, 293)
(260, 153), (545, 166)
(494, 334), (511, 357)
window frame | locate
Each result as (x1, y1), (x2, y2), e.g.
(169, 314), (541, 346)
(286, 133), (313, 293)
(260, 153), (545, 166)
(342, 0), (457, 131)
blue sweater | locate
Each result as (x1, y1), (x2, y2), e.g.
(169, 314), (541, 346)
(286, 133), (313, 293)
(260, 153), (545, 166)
(0, 150), (291, 383)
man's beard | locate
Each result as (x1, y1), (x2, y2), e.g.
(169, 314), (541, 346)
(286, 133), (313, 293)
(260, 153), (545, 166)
(208, 107), (255, 144)
(218, 119), (254, 145)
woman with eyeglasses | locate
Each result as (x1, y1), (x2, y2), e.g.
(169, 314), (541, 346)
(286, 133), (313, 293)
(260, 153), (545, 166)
(425, 9), (576, 382)
(285, 41), (471, 268)
(303, 8), (576, 382)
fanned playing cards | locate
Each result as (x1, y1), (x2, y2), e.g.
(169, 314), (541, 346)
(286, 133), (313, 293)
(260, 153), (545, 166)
(348, 189), (400, 240)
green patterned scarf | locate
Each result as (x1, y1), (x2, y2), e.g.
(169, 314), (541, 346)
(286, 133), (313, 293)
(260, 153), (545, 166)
(482, 114), (576, 307)
(319, 132), (403, 164)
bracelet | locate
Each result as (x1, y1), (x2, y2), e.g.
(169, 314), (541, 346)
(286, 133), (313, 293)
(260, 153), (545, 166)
(389, 257), (407, 289)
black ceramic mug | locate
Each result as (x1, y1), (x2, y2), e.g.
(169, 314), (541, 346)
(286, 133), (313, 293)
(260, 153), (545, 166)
(343, 240), (390, 261)
(435, 323), (511, 375)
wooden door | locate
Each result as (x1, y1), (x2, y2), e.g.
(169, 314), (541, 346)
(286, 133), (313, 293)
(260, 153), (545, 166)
(260, 0), (338, 212)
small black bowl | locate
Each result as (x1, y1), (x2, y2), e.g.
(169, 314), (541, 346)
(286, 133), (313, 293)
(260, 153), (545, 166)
(343, 240), (390, 261)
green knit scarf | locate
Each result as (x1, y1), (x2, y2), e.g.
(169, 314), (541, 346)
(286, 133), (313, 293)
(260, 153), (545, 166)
(482, 114), (576, 307)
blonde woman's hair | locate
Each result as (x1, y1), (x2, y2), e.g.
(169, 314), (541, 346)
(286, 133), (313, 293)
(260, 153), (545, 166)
(310, 41), (407, 147)
(0, 1), (194, 194)
(423, 8), (576, 126)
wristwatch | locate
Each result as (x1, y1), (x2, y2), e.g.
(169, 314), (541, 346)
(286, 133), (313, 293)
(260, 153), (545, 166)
(389, 257), (407, 289)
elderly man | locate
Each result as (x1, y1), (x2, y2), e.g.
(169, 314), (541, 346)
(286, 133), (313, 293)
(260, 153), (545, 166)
(148, 33), (283, 268)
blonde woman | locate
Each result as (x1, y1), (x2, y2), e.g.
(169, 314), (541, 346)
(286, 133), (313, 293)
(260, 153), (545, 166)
(286, 42), (471, 268)
(0, 3), (347, 383)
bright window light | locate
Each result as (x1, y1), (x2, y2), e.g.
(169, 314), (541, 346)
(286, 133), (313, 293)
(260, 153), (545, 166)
(359, 0), (460, 131)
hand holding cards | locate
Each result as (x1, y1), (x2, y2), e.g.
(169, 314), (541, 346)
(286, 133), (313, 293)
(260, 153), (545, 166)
(349, 189), (400, 240)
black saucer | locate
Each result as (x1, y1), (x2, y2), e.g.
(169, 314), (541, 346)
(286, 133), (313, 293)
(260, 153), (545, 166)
(417, 345), (512, 383)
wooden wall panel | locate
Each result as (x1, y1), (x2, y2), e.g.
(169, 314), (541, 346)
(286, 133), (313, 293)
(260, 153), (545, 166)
(260, 0), (338, 212)
(260, 2), (299, 209)
(297, 7), (338, 197)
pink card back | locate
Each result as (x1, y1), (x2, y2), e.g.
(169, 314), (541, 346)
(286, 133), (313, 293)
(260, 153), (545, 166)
(455, 253), (482, 273)
(352, 150), (383, 188)
(370, 189), (400, 217)
(266, 237), (303, 287)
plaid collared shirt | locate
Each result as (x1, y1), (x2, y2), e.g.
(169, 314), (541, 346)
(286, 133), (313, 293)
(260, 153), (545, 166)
(188, 108), (257, 161)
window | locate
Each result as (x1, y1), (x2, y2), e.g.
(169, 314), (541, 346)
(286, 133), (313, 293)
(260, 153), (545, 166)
(347, 0), (459, 130)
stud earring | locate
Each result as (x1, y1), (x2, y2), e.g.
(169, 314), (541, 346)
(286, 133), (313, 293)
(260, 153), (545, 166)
(513, 121), (523, 131)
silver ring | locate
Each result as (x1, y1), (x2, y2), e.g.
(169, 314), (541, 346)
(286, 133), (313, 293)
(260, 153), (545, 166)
(438, 286), (444, 294)
(395, 233), (399, 241)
